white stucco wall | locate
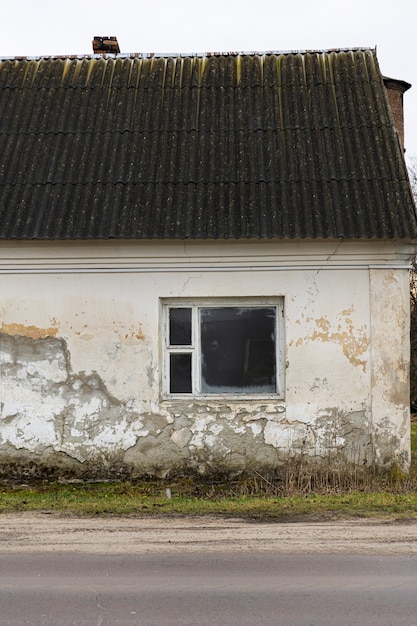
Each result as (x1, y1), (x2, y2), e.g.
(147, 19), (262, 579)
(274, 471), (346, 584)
(0, 239), (412, 477)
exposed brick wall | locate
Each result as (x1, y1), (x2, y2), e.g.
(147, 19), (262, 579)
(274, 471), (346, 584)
(384, 78), (411, 152)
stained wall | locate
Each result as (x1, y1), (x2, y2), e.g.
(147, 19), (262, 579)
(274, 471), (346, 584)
(0, 239), (412, 477)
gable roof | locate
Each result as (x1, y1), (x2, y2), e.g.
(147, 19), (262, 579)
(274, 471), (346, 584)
(0, 48), (416, 240)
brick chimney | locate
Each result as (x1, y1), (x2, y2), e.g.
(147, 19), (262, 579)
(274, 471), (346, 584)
(92, 36), (120, 55)
(383, 77), (411, 152)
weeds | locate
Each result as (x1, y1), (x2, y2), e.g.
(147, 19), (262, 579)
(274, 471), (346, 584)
(2, 478), (417, 520)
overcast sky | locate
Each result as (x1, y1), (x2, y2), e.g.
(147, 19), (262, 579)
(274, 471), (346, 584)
(2, 0), (417, 159)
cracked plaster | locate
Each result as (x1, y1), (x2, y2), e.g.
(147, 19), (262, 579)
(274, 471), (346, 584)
(0, 264), (411, 478)
(0, 325), (410, 478)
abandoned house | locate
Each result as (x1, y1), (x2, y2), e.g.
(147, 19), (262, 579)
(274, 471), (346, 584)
(0, 44), (416, 479)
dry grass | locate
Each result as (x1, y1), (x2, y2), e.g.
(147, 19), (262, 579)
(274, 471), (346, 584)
(2, 478), (417, 521)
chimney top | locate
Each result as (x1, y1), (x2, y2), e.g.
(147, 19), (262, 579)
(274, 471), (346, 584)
(383, 76), (411, 153)
(93, 36), (120, 55)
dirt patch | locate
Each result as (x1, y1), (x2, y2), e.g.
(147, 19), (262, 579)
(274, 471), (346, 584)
(1, 514), (417, 555)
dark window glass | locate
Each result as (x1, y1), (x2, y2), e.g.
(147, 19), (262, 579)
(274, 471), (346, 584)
(200, 307), (276, 394)
(170, 353), (192, 393)
(169, 308), (192, 345)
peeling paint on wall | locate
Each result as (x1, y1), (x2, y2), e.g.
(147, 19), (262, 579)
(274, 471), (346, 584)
(0, 326), (403, 479)
(0, 257), (411, 479)
(308, 313), (370, 372)
(1, 322), (58, 339)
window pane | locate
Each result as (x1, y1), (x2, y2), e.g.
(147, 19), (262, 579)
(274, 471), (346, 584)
(170, 353), (192, 393)
(169, 308), (192, 345)
(200, 307), (276, 394)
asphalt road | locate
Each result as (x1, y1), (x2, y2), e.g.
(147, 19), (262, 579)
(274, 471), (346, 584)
(1, 552), (417, 625)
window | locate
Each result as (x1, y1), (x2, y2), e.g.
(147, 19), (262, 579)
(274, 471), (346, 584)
(163, 300), (284, 397)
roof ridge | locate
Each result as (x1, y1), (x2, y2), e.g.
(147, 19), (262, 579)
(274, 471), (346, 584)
(0, 47), (374, 63)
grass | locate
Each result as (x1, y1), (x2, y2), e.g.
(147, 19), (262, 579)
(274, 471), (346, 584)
(2, 481), (417, 521)
(1, 421), (417, 521)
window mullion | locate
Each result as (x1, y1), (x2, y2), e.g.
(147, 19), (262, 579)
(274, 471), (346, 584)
(192, 306), (199, 395)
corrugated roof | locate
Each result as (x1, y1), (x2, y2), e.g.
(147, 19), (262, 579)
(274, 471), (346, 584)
(0, 48), (416, 240)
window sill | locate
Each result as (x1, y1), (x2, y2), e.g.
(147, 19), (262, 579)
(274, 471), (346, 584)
(161, 393), (285, 402)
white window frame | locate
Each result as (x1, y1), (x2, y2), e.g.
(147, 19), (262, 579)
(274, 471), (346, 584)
(161, 297), (285, 400)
